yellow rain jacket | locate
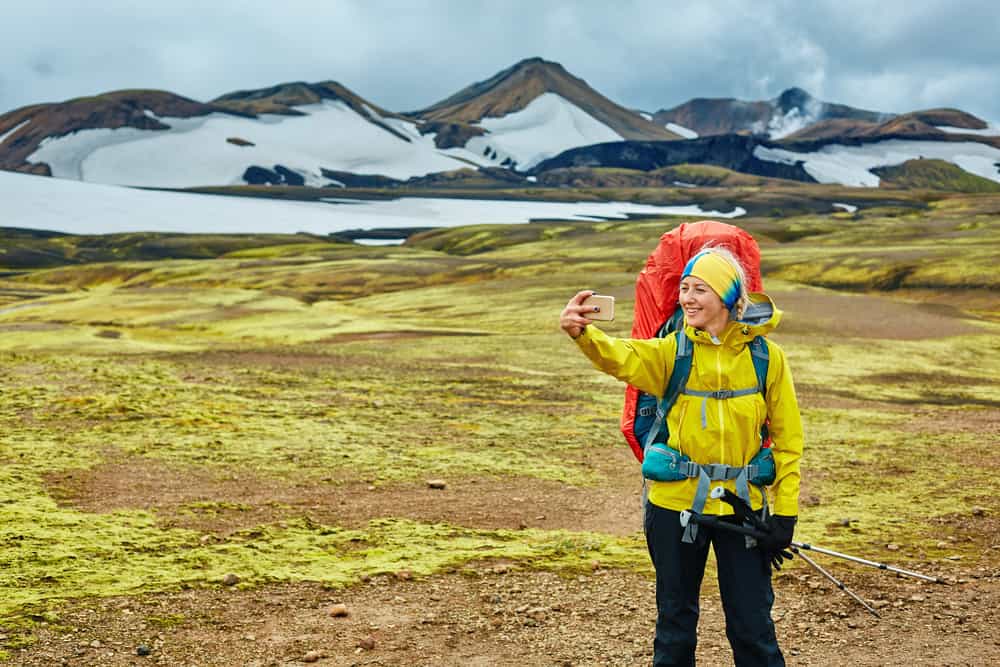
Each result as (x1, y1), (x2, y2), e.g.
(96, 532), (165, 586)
(575, 294), (802, 517)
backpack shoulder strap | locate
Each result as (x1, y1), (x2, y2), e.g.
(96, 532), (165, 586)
(642, 329), (693, 450)
(748, 335), (769, 397)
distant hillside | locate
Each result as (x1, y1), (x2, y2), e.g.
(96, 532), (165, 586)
(873, 158), (1000, 192)
(0, 226), (337, 270)
(535, 164), (797, 188)
(652, 87), (891, 139)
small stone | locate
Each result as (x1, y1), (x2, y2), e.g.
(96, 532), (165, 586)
(90, 640), (102, 649)
(366, 485), (376, 491)
(971, 506), (987, 517)
(427, 479), (447, 489)
(526, 607), (547, 621)
(221, 573), (240, 586)
(591, 560), (601, 571)
(395, 569), (413, 581)
(303, 649), (322, 663)
(199, 534), (214, 544)
(909, 594), (926, 602)
(329, 603), (349, 617)
(136, 644), (151, 656)
(886, 543), (900, 551)
(358, 635), (376, 650)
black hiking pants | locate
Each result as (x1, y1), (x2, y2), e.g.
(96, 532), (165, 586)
(645, 502), (785, 667)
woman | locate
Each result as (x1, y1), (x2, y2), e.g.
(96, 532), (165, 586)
(560, 246), (803, 667)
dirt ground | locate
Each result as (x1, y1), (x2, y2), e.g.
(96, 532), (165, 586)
(8, 543), (999, 667)
(10, 442), (1000, 666)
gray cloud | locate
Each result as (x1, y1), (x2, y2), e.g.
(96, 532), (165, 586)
(2, 0), (998, 121)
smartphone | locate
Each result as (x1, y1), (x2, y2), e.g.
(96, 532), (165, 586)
(581, 294), (615, 321)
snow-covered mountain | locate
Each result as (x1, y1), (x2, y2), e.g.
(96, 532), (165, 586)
(0, 83), (499, 188)
(1, 63), (999, 190)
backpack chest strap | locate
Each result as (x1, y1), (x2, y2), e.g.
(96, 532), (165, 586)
(681, 386), (761, 429)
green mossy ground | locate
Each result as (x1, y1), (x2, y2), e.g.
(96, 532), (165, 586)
(0, 193), (997, 652)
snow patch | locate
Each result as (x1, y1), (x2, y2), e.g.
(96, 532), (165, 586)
(0, 120), (30, 145)
(465, 93), (623, 170)
(639, 111), (653, 121)
(935, 124), (1000, 137)
(754, 139), (1000, 187)
(0, 170), (745, 236)
(665, 122), (698, 139)
(832, 202), (858, 213)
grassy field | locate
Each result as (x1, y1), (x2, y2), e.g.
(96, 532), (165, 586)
(0, 193), (998, 664)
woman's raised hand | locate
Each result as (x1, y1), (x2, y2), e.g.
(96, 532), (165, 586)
(560, 290), (598, 338)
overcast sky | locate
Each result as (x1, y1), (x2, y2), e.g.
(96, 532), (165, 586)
(4, 0), (999, 121)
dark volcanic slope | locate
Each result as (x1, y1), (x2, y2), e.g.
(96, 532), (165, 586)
(530, 135), (815, 182)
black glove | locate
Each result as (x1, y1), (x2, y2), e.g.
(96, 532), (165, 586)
(760, 515), (797, 571)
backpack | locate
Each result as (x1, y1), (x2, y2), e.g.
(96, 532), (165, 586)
(620, 221), (765, 461)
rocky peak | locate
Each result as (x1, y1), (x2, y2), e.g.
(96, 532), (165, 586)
(775, 87), (815, 114)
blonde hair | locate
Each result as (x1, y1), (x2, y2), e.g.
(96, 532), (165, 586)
(696, 244), (752, 320)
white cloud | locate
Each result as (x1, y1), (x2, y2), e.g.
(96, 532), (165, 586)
(0, 0), (998, 122)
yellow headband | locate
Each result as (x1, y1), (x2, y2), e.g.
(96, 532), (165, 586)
(681, 251), (741, 309)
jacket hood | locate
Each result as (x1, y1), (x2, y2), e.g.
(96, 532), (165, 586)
(684, 292), (782, 346)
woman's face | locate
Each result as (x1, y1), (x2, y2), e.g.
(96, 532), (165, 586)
(679, 276), (728, 334)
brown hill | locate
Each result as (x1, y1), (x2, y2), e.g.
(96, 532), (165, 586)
(906, 108), (988, 130)
(0, 90), (229, 175)
(411, 57), (680, 146)
(780, 108), (1000, 149)
(782, 118), (881, 141)
(654, 87), (889, 138)
(652, 97), (772, 136)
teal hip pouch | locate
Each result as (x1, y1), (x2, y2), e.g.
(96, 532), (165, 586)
(641, 444), (692, 482)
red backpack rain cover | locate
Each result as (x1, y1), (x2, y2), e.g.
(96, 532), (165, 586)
(621, 220), (764, 461)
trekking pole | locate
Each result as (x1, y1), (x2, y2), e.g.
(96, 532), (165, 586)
(792, 547), (881, 618)
(790, 543), (942, 584)
(686, 500), (883, 617)
(708, 487), (943, 584)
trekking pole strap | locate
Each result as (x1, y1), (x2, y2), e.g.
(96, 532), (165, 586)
(681, 463), (758, 545)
